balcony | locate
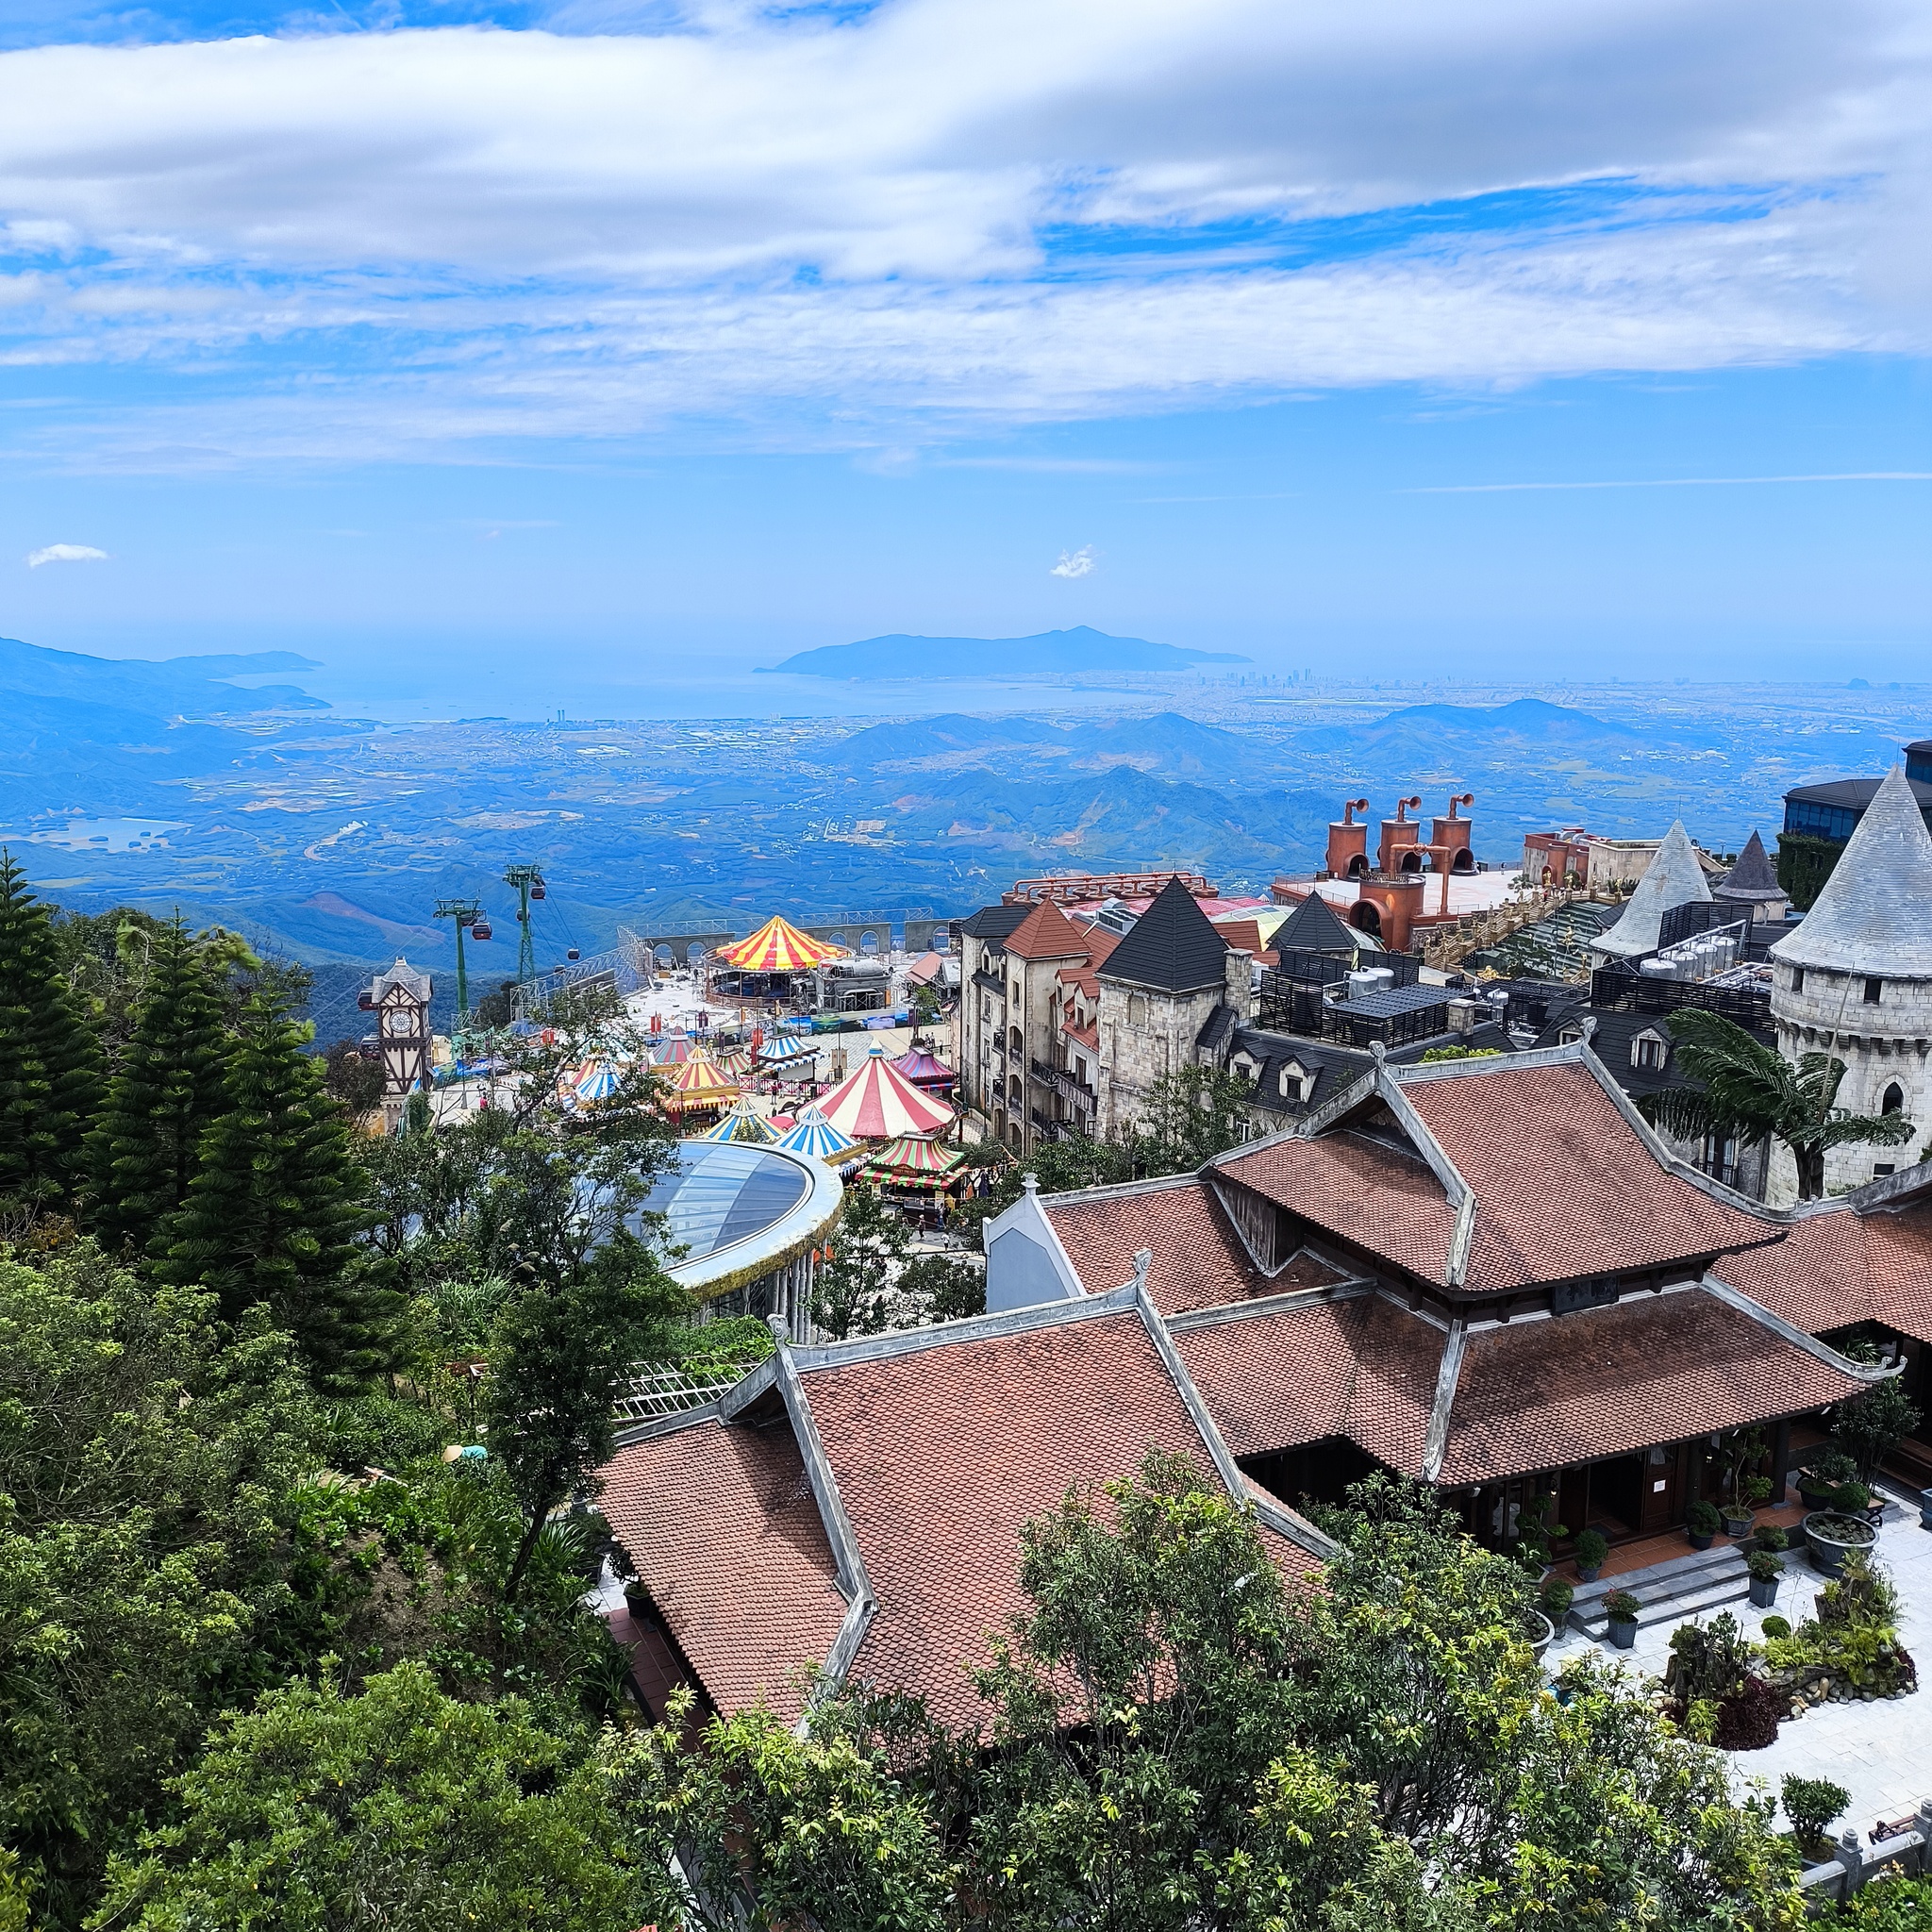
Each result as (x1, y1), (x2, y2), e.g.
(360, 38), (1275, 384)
(1029, 1108), (1066, 1141)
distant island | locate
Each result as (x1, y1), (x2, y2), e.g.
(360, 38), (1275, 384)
(760, 625), (1250, 679)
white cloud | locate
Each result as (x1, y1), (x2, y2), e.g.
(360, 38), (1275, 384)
(0, 0), (1923, 461)
(25, 541), (108, 565)
(1051, 545), (1097, 578)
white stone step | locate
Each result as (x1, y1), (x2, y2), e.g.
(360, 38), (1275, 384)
(1571, 1571), (1756, 1638)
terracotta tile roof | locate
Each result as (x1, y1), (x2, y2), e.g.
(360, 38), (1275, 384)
(1041, 1177), (1268, 1312)
(1174, 1298), (1443, 1474)
(1402, 1062), (1778, 1290)
(1056, 924), (1121, 1001)
(1220, 1131), (1464, 1288)
(599, 1415), (847, 1722)
(1004, 898), (1092, 961)
(1440, 1289), (1865, 1484)
(1716, 1201), (1932, 1344)
(800, 1309), (1320, 1727)
(1222, 1061), (1777, 1294)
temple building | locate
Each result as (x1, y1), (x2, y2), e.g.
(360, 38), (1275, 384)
(981, 1046), (1885, 1550)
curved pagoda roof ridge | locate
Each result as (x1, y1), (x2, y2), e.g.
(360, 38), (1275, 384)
(1591, 820), (1711, 958)
(1772, 765), (1932, 977)
(1098, 874), (1230, 991)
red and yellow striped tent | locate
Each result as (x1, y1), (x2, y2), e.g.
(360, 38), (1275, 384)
(663, 1048), (739, 1116)
(715, 914), (841, 974)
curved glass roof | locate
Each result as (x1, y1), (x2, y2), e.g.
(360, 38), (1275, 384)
(634, 1141), (838, 1292)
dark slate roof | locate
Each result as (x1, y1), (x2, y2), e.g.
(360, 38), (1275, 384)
(1098, 875), (1230, 991)
(1342, 983), (1457, 1020)
(1234, 1022), (1516, 1118)
(1196, 1003), (1238, 1051)
(1272, 892), (1364, 956)
(960, 903), (1034, 941)
(1529, 1004), (1775, 1103)
(1716, 830), (1781, 899)
(1785, 775), (1932, 811)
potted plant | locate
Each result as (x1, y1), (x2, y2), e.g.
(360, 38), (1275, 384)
(1540, 1575), (1574, 1642)
(1573, 1527), (1607, 1583)
(1829, 1479), (1874, 1520)
(1750, 1524), (1789, 1558)
(1686, 1500), (1722, 1551)
(1802, 1507), (1877, 1575)
(1747, 1548), (1782, 1608)
(1781, 1775), (1850, 1866)
(1798, 1448), (1856, 1511)
(1604, 1590), (1641, 1649)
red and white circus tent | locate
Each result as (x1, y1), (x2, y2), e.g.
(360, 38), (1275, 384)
(815, 1045), (953, 1142)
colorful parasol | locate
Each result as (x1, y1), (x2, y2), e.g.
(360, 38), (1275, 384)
(652, 1031), (695, 1066)
(887, 1047), (955, 1091)
(716, 914), (842, 974)
(698, 1096), (777, 1144)
(774, 1104), (856, 1161)
(815, 1046), (954, 1141)
(864, 1135), (967, 1188)
(664, 1048), (739, 1114)
(712, 1047), (755, 1079)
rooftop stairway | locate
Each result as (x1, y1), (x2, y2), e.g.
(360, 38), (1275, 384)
(1468, 901), (1610, 983)
(1567, 1543), (1753, 1641)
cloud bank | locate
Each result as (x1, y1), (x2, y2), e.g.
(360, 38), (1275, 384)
(0, 0), (1924, 465)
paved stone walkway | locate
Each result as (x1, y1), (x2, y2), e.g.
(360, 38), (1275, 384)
(1546, 1499), (1932, 1831)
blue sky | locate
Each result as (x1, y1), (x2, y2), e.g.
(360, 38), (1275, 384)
(1, 0), (1927, 708)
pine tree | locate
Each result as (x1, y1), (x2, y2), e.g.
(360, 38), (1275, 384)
(86, 914), (232, 1259)
(0, 849), (101, 1219)
(159, 989), (397, 1390)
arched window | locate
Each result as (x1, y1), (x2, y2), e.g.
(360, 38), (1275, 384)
(1882, 1082), (1906, 1116)
(1346, 854), (1369, 878)
(1632, 1030), (1667, 1072)
(1352, 902), (1382, 937)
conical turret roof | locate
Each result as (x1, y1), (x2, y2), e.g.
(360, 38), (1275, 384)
(1715, 829), (1780, 900)
(1772, 766), (1932, 976)
(1592, 822), (1711, 959)
(1274, 891), (1373, 956)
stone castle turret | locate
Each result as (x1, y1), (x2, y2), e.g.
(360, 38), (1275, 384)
(1768, 765), (1932, 1200)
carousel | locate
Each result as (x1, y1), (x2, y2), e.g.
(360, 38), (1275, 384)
(886, 1042), (955, 1098)
(698, 1094), (777, 1145)
(708, 913), (844, 1006)
(862, 1133), (968, 1208)
(814, 1045), (953, 1144)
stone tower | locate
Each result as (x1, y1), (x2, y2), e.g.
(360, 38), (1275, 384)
(1768, 765), (1932, 1201)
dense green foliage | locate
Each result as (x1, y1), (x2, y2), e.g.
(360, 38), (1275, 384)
(85, 919), (234, 1261)
(0, 858), (101, 1223)
(158, 991), (398, 1391)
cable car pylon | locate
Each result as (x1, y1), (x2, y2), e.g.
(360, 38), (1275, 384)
(503, 864), (547, 985)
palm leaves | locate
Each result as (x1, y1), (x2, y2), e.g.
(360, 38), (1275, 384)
(1634, 1008), (1914, 1198)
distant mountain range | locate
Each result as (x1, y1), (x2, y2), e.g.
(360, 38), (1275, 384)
(762, 625), (1250, 679)
(0, 636), (326, 717)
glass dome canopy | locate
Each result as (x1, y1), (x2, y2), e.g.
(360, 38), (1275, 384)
(635, 1140), (842, 1300)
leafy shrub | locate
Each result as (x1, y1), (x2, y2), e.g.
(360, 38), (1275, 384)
(1782, 1774), (1850, 1857)
(1713, 1674), (1782, 1752)
(1574, 1528), (1607, 1570)
(1752, 1525), (1790, 1554)
(1604, 1591), (1641, 1623)
(1827, 1874), (1932, 1927)
(1816, 1551), (1900, 1631)
(1765, 1622), (1916, 1698)
(1540, 1577), (1574, 1622)
(1667, 1613), (1753, 1706)
(1688, 1500), (1723, 1536)
(1759, 1615), (1791, 1641)
(1830, 1480), (1874, 1513)
(1747, 1550), (1783, 1583)
(1802, 1448), (1858, 1489)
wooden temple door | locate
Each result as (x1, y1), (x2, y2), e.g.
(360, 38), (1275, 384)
(1638, 1442), (1684, 1533)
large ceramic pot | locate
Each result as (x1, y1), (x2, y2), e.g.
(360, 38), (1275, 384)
(1607, 1615), (1638, 1651)
(1798, 1478), (1834, 1511)
(1749, 1574), (1780, 1608)
(1803, 1510), (1877, 1576)
(1722, 1507), (1755, 1539)
(1525, 1610), (1556, 1664)
(1576, 1562), (1602, 1583)
(1688, 1529), (1715, 1551)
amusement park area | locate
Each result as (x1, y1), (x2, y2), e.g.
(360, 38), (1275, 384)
(351, 869), (986, 1343)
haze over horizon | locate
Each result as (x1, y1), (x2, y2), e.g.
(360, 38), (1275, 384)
(1, 0), (1927, 691)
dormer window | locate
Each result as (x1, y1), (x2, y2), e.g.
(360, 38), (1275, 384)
(1278, 1059), (1313, 1103)
(1558, 1025), (1583, 1046)
(1632, 1029), (1667, 1072)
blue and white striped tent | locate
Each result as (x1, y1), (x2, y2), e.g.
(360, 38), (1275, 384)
(574, 1058), (622, 1104)
(698, 1097), (777, 1145)
(758, 1034), (818, 1065)
(774, 1104), (855, 1161)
